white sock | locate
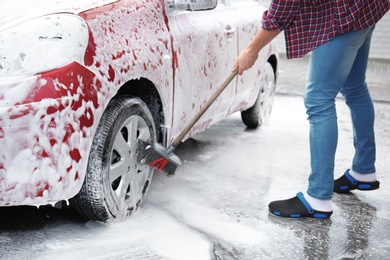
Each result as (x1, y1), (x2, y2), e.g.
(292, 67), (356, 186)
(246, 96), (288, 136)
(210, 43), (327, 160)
(304, 193), (332, 212)
(349, 169), (377, 182)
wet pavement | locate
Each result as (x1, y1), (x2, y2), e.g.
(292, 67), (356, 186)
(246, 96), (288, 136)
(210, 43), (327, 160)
(0, 56), (389, 260)
(277, 54), (390, 103)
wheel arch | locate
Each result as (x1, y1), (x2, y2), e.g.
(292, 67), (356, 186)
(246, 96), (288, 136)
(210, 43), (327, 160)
(267, 54), (278, 81)
(115, 78), (165, 144)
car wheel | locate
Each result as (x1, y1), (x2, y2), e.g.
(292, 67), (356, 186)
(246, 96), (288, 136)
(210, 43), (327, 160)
(241, 62), (276, 128)
(71, 96), (156, 222)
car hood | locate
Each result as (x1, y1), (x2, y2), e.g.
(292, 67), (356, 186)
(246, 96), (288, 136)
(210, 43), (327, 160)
(0, 0), (118, 31)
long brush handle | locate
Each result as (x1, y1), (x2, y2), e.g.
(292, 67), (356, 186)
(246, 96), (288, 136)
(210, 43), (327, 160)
(172, 70), (238, 147)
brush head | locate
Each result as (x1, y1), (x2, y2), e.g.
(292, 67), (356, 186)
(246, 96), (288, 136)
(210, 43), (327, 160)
(141, 142), (181, 176)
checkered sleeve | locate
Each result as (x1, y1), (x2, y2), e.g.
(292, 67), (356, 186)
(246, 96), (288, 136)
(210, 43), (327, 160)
(262, 0), (302, 31)
(261, 0), (389, 59)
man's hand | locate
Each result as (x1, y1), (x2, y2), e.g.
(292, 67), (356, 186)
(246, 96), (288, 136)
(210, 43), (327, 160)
(232, 46), (259, 75)
(232, 28), (281, 75)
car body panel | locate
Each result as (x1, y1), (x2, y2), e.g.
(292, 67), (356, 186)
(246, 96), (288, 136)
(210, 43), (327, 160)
(228, 0), (272, 113)
(0, 62), (95, 205)
(167, 2), (238, 140)
(81, 0), (175, 134)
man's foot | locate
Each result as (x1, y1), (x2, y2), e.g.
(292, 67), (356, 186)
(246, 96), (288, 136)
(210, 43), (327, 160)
(334, 169), (380, 193)
(268, 192), (332, 219)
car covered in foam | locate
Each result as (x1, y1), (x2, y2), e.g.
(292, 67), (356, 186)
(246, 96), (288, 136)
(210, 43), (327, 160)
(0, 0), (278, 221)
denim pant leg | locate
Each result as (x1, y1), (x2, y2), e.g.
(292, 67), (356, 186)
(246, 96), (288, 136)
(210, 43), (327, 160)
(304, 26), (375, 200)
(341, 28), (376, 174)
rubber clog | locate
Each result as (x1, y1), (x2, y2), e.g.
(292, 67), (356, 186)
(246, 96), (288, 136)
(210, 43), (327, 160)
(268, 192), (332, 219)
(334, 170), (380, 193)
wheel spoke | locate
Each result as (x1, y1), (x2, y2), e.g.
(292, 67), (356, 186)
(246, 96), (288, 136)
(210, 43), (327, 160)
(113, 131), (129, 159)
(260, 91), (267, 103)
(126, 117), (139, 142)
(109, 160), (128, 183)
(117, 172), (132, 202)
(128, 174), (142, 206)
(126, 117), (144, 159)
(137, 125), (151, 141)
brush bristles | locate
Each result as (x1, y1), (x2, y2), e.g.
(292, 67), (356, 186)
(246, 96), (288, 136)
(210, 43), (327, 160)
(143, 148), (178, 176)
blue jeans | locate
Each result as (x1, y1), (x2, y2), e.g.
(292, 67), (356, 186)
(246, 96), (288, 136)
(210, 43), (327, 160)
(304, 26), (376, 200)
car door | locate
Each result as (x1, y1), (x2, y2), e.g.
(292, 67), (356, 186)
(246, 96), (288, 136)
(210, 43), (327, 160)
(225, 0), (268, 112)
(166, 0), (238, 141)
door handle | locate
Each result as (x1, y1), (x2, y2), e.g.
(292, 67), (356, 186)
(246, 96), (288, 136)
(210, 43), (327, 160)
(225, 25), (235, 38)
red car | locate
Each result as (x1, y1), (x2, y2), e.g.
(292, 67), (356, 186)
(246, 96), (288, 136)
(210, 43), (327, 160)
(0, 0), (278, 221)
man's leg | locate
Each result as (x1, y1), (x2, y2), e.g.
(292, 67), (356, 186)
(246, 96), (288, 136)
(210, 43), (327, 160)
(304, 27), (375, 200)
(334, 26), (379, 193)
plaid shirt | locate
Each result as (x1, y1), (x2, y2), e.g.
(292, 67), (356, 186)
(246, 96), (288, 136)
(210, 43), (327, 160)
(262, 0), (390, 59)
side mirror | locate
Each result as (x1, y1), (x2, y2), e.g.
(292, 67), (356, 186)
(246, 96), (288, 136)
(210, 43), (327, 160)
(168, 0), (217, 11)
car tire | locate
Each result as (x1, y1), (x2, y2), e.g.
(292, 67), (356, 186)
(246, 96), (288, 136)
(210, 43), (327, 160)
(70, 96), (156, 222)
(241, 62), (276, 128)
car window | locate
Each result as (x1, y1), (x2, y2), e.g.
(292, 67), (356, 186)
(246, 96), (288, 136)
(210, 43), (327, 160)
(168, 0), (218, 11)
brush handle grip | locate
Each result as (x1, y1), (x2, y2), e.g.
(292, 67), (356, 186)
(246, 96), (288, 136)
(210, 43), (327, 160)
(172, 70), (238, 147)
